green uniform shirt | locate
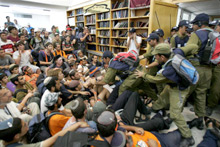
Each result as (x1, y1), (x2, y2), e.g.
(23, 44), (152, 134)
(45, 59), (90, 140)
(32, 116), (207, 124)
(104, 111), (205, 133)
(103, 67), (123, 84)
(170, 32), (189, 48)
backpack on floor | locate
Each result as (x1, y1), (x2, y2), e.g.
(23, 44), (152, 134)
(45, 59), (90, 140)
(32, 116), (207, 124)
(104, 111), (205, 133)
(54, 132), (110, 147)
(172, 54), (199, 85)
(27, 112), (62, 143)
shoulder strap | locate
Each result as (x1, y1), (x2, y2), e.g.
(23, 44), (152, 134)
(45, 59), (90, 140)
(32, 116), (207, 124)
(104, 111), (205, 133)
(42, 51), (48, 62)
(86, 140), (111, 147)
(13, 89), (28, 98)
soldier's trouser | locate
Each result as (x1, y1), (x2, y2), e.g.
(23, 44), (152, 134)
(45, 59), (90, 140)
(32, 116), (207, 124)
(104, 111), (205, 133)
(207, 65), (220, 108)
(187, 66), (212, 117)
(152, 85), (192, 138)
(118, 65), (158, 100)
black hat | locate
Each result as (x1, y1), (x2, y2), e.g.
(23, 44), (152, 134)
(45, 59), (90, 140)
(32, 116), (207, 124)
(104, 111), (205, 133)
(129, 28), (136, 33)
(178, 20), (190, 28)
(191, 13), (209, 24)
(154, 29), (164, 37)
(146, 33), (159, 42)
(103, 50), (113, 59)
(171, 26), (178, 32)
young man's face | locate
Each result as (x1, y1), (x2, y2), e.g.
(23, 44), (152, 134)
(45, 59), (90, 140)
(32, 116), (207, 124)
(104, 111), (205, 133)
(47, 44), (53, 51)
(65, 36), (70, 42)
(55, 80), (61, 91)
(0, 89), (12, 105)
(192, 24), (200, 31)
(58, 71), (64, 81)
(216, 25), (220, 33)
(56, 57), (63, 65)
(0, 33), (7, 41)
(19, 35), (26, 42)
(44, 31), (49, 37)
(1, 76), (8, 84)
(26, 67), (33, 74)
(0, 50), (5, 57)
(11, 28), (18, 35)
(148, 39), (157, 47)
(18, 76), (26, 85)
(93, 56), (98, 63)
(155, 54), (165, 64)
(12, 67), (19, 74)
(82, 60), (86, 65)
(179, 26), (187, 35)
(18, 44), (25, 51)
(56, 44), (61, 50)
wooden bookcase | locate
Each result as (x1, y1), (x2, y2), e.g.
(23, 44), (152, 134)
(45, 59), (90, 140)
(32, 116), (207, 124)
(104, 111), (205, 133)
(66, 0), (178, 60)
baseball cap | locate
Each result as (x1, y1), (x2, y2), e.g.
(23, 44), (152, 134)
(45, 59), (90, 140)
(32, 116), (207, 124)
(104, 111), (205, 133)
(44, 92), (60, 107)
(103, 50), (113, 59)
(209, 20), (220, 26)
(191, 13), (209, 24)
(9, 64), (19, 72)
(152, 43), (171, 55)
(129, 28), (136, 33)
(154, 29), (164, 37)
(0, 118), (13, 131)
(171, 26), (178, 32)
(146, 33), (159, 42)
(178, 20), (190, 28)
(89, 66), (101, 77)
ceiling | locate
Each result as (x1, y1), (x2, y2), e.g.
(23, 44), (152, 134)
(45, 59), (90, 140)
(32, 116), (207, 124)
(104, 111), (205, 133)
(178, 0), (220, 16)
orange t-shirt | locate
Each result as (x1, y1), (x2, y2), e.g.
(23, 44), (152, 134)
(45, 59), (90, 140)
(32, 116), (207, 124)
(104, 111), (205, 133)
(130, 131), (161, 147)
(48, 113), (70, 136)
(53, 50), (67, 59)
(24, 74), (39, 88)
(93, 131), (161, 147)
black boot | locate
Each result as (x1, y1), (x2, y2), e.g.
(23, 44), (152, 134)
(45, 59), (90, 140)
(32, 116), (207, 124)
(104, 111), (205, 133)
(180, 136), (195, 147)
(197, 117), (204, 130)
(187, 117), (204, 130)
(206, 106), (213, 116)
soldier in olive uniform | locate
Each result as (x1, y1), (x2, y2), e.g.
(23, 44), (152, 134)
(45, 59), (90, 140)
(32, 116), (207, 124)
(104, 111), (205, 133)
(118, 33), (161, 99)
(180, 13), (213, 129)
(170, 20), (190, 48)
(135, 43), (195, 147)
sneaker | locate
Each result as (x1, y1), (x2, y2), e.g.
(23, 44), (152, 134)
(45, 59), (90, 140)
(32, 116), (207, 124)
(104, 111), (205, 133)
(206, 107), (213, 116)
(180, 136), (195, 147)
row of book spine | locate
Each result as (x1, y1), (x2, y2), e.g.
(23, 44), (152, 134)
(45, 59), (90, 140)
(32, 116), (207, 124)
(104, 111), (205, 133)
(77, 16), (84, 21)
(99, 38), (109, 44)
(98, 31), (110, 37)
(76, 8), (83, 15)
(113, 10), (128, 19)
(98, 12), (110, 20)
(86, 15), (95, 24)
(113, 21), (128, 28)
(112, 0), (128, 9)
(99, 22), (110, 28)
(99, 46), (109, 52)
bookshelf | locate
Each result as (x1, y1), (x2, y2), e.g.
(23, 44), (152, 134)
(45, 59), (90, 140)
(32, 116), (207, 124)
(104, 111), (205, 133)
(66, 0), (178, 60)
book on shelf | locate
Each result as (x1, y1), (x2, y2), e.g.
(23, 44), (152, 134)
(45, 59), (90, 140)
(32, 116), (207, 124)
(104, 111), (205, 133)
(70, 10), (75, 16)
(76, 8), (83, 15)
(86, 15), (95, 24)
(113, 21), (128, 28)
(76, 22), (84, 27)
(89, 26), (96, 34)
(99, 21), (110, 28)
(98, 12), (110, 20)
(112, 0), (128, 9)
(77, 16), (84, 21)
(112, 47), (124, 54)
(99, 38), (109, 44)
(99, 46), (109, 52)
(112, 30), (128, 37)
(98, 30), (110, 37)
(113, 39), (127, 46)
(113, 10), (128, 19)
(144, 10), (150, 16)
(136, 20), (149, 27)
(137, 32), (148, 38)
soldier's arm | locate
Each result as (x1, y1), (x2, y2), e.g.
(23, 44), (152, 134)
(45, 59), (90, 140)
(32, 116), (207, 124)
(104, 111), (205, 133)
(180, 33), (200, 56)
(103, 68), (118, 84)
(142, 73), (170, 84)
(170, 36), (176, 48)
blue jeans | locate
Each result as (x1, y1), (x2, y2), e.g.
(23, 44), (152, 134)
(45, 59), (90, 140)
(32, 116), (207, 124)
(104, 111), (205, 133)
(197, 129), (218, 147)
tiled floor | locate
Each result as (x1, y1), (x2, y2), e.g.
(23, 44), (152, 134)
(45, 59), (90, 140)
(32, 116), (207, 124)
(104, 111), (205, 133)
(159, 104), (220, 146)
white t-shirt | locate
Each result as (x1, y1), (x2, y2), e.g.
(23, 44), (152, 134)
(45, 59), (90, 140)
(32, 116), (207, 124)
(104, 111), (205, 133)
(127, 36), (142, 54)
(13, 50), (31, 66)
(40, 89), (64, 113)
(0, 39), (14, 53)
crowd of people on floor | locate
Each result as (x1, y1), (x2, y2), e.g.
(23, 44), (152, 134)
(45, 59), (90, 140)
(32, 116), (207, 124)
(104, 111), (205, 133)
(0, 13), (220, 147)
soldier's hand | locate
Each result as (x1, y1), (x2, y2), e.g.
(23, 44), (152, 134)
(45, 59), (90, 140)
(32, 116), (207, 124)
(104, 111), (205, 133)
(134, 69), (144, 78)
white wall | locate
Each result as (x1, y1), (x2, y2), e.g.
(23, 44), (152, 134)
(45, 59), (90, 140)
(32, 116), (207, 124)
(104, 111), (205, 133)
(0, 0), (67, 32)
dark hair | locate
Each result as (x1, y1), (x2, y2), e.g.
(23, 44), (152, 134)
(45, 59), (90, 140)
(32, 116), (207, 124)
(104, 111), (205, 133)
(54, 43), (61, 48)
(47, 105), (55, 111)
(8, 26), (17, 33)
(0, 72), (7, 81)
(158, 53), (171, 58)
(10, 74), (22, 85)
(15, 42), (25, 48)
(71, 98), (86, 119)
(45, 42), (53, 48)
(18, 33), (25, 38)
(45, 76), (58, 91)
(0, 118), (22, 142)
(96, 110), (117, 137)
(63, 68), (70, 78)
(69, 70), (76, 78)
